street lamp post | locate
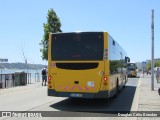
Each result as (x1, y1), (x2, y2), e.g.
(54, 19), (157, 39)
(151, 9), (154, 91)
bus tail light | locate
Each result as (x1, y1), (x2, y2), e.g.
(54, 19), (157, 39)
(103, 76), (108, 86)
(48, 81), (51, 84)
(48, 76), (52, 85)
(103, 82), (107, 85)
(48, 76), (52, 80)
(103, 76), (108, 81)
(49, 85), (52, 89)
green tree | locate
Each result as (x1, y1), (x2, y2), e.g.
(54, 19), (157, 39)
(155, 61), (160, 67)
(146, 62), (151, 70)
(40, 8), (62, 60)
(146, 61), (160, 70)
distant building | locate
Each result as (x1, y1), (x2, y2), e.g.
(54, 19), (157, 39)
(135, 62), (143, 70)
(146, 58), (160, 64)
(134, 58), (160, 71)
(144, 58), (160, 70)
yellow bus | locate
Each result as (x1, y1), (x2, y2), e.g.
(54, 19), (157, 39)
(48, 32), (130, 98)
(127, 63), (137, 77)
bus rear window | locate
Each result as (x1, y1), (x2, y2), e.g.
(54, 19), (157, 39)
(51, 32), (104, 61)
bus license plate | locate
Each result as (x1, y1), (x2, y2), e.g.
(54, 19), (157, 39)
(70, 93), (82, 97)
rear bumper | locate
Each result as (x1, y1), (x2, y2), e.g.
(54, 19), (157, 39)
(128, 74), (136, 77)
(48, 89), (110, 99)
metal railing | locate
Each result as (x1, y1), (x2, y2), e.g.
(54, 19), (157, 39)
(0, 72), (31, 89)
(27, 73), (31, 84)
(35, 73), (40, 82)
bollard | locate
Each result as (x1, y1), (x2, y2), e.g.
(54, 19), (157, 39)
(158, 88), (160, 96)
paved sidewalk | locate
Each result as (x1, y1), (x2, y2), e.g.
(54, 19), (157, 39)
(0, 81), (43, 95)
(138, 74), (160, 119)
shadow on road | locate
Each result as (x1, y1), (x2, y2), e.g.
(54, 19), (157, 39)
(49, 85), (137, 116)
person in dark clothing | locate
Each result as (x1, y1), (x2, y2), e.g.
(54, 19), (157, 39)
(42, 67), (47, 86)
(12, 74), (15, 86)
(156, 68), (160, 83)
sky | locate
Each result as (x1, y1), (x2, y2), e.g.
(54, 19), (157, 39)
(0, 0), (160, 64)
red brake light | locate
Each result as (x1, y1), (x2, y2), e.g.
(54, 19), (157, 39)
(48, 76), (52, 80)
(103, 77), (108, 81)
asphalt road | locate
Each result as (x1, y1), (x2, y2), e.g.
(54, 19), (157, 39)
(32, 77), (139, 115)
(0, 77), (140, 120)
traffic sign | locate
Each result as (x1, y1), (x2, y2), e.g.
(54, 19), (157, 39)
(142, 61), (146, 65)
(142, 61), (146, 69)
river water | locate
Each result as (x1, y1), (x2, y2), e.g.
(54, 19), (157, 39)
(0, 69), (42, 82)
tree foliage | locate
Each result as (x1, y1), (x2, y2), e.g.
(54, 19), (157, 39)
(155, 61), (160, 67)
(146, 61), (160, 70)
(40, 8), (62, 60)
(146, 62), (151, 70)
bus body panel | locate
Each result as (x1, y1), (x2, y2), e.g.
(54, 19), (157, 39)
(52, 61), (105, 93)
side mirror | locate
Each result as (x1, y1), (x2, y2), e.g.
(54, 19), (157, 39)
(128, 58), (130, 62)
(125, 57), (130, 63)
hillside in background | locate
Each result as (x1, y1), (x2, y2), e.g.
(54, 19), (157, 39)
(0, 63), (47, 69)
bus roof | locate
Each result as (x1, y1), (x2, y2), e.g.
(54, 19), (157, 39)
(51, 31), (109, 34)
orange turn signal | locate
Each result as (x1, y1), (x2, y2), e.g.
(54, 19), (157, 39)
(48, 81), (51, 84)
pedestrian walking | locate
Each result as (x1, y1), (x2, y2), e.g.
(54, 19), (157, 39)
(156, 68), (160, 83)
(41, 67), (47, 86)
(12, 74), (15, 86)
(142, 70), (144, 78)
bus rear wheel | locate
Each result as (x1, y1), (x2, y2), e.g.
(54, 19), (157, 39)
(123, 76), (127, 88)
(112, 79), (119, 98)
